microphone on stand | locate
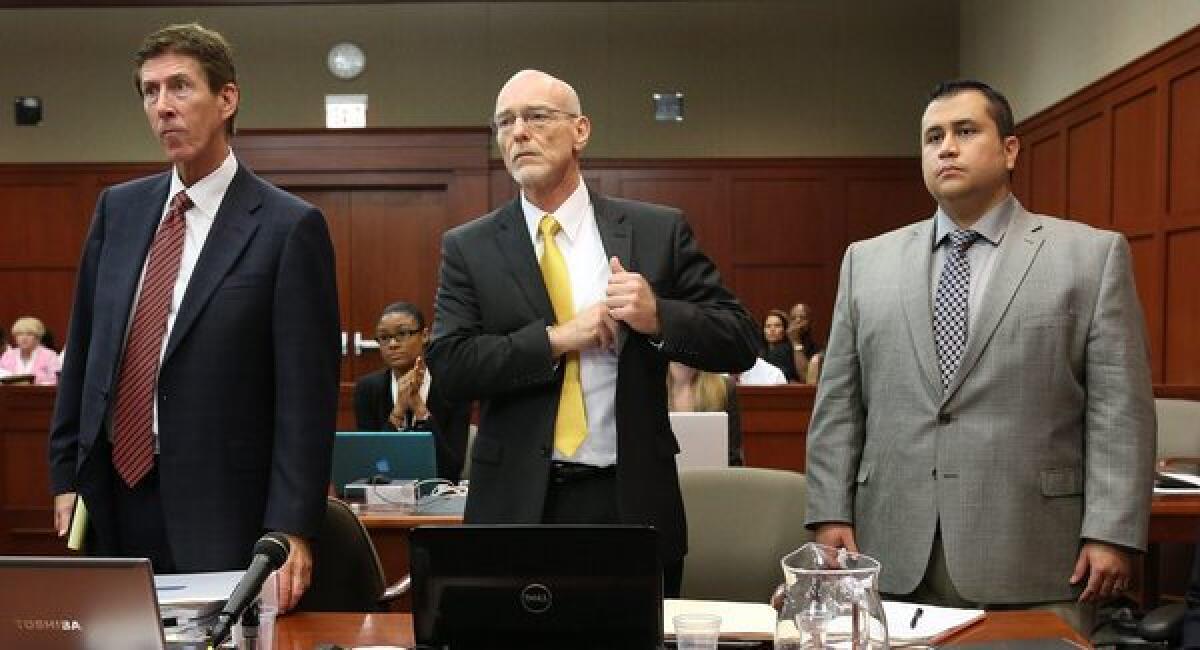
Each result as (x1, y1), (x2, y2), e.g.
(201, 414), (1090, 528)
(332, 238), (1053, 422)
(210, 533), (290, 647)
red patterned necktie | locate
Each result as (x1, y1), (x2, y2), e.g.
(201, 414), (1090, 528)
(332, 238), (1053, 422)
(111, 190), (192, 487)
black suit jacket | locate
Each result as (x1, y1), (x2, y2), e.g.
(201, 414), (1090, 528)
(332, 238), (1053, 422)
(48, 164), (341, 572)
(427, 190), (758, 561)
(352, 367), (471, 482)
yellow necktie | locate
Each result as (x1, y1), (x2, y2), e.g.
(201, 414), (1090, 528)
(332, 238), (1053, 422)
(539, 215), (588, 456)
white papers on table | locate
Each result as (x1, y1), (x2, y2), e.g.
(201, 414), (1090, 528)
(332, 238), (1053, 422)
(884, 600), (985, 646)
(663, 599), (776, 640)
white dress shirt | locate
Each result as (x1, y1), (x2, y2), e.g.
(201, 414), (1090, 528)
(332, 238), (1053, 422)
(521, 178), (618, 467)
(121, 150), (238, 441)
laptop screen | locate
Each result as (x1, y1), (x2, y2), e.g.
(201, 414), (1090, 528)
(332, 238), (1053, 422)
(0, 556), (167, 650)
(410, 525), (663, 649)
(330, 430), (438, 496)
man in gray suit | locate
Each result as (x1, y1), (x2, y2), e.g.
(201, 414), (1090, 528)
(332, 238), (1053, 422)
(805, 80), (1155, 631)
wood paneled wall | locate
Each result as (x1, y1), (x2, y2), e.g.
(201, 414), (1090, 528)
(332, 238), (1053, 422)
(1011, 25), (1200, 383)
(0, 153), (931, 351)
(493, 158), (934, 340)
(0, 163), (158, 345)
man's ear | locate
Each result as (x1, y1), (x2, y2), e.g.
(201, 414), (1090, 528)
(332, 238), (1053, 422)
(1003, 134), (1020, 171)
(219, 82), (240, 123)
(573, 115), (592, 154)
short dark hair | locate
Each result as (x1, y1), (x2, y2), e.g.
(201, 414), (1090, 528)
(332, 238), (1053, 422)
(380, 301), (425, 330)
(928, 80), (1015, 138)
(134, 23), (238, 136)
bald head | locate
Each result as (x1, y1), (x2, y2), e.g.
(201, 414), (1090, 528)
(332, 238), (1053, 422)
(492, 69), (591, 212)
(496, 69), (582, 115)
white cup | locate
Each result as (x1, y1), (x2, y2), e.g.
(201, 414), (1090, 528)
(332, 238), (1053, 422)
(673, 613), (721, 650)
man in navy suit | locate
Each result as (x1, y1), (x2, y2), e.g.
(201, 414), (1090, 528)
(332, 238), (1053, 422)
(427, 70), (758, 596)
(48, 23), (339, 612)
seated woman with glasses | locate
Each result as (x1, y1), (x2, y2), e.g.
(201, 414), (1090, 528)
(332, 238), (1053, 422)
(353, 302), (471, 482)
(1, 316), (60, 385)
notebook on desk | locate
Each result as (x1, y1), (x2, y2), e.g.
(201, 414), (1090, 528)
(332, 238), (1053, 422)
(409, 525), (663, 649)
(0, 556), (177, 650)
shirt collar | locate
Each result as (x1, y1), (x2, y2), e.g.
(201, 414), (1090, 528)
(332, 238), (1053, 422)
(167, 149), (238, 219)
(521, 176), (591, 245)
(933, 192), (1014, 250)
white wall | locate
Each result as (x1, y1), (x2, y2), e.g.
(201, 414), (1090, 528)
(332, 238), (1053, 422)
(959, 0), (1200, 122)
(0, 1), (958, 162)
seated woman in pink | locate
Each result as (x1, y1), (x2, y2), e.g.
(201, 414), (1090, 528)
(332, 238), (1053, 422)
(1, 317), (59, 385)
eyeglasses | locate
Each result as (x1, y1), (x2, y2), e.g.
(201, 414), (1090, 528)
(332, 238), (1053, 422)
(491, 107), (579, 134)
(377, 329), (422, 345)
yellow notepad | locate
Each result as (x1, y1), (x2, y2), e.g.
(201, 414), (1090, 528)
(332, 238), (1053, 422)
(66, 495), (89, 551)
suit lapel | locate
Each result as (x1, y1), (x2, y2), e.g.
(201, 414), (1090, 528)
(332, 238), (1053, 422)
(494, 199), (556, 325)
(899, 219), (942, 399)
(162, 166), (262, 363)
(943, 203), (1045, 402)
(592, 192), (632, 355)
(101, 173), (171, 370)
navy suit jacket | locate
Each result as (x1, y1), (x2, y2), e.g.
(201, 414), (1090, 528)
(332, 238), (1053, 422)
(427, 191), (758, 561)
(49, 164), (340, 572)
(352, 367), (471, 482)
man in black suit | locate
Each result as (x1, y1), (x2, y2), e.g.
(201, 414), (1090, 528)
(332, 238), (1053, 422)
(48, 24), (339, 612)
(353, 302), (470, 481)
(427, 69), (758, 596)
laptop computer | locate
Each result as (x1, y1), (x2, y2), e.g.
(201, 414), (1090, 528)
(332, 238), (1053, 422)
(409, 525), (663, 649)
(0, 556), (174, 650)
(330, 430), (438, 497)
(669, 411), (729, 469)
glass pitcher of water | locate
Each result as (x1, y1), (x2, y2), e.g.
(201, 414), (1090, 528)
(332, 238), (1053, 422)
(775, 542), (889, 649)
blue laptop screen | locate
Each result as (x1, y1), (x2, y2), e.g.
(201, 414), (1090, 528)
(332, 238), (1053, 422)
(330, 430), (437, 496)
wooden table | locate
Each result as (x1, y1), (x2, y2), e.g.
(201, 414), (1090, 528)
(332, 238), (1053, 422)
(270, 610), (1090, 648)
(1145, 493), (1200, 607)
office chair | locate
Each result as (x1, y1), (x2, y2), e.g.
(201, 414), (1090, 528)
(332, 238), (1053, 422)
(678, 467), (812, 602)
(295, 497), (407, 612)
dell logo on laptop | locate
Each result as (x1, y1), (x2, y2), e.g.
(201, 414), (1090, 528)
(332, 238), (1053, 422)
(14, 618), (82, 632)
(519, 583), (553, 614)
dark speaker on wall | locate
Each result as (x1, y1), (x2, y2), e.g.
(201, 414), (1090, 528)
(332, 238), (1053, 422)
(15, 96), (42, 126)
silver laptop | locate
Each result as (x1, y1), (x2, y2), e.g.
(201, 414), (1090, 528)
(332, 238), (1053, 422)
(669, 411), (729, 469)
(0, 556), (171, 650)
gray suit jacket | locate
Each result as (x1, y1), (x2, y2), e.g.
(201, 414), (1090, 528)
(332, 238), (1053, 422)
(805, 198), (1156, 604)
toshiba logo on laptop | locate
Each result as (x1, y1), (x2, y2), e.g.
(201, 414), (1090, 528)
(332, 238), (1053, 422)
(13, 618), (82, 632)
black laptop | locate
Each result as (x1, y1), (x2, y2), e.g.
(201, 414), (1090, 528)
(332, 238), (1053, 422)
(409, 525), (663, 649)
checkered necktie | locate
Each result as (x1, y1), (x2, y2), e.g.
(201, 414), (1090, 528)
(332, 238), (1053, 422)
(933, 229), (980, 390)
(111, 190), (192, 487)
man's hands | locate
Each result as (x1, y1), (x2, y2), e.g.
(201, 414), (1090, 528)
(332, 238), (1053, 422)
(274, 533), (313, 614)
(53, 492), (76, 537)
(1071, 540), (1132, 602)
(814, 523), (859, 552)
(548, 303), (617, 357)
(606, 257), (660, 336)
(547, 257), (662, 358)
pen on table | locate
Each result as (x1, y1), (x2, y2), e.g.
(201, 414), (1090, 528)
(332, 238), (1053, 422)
(910, 607), (924, 629)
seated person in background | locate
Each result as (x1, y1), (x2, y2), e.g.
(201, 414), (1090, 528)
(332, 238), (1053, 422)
(0, 317), (59, 385)
(787, 302), (823, 384)
(761, 308), (798, 381)
(666, 362), (743, 466)
(354, 302), (471, 482)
